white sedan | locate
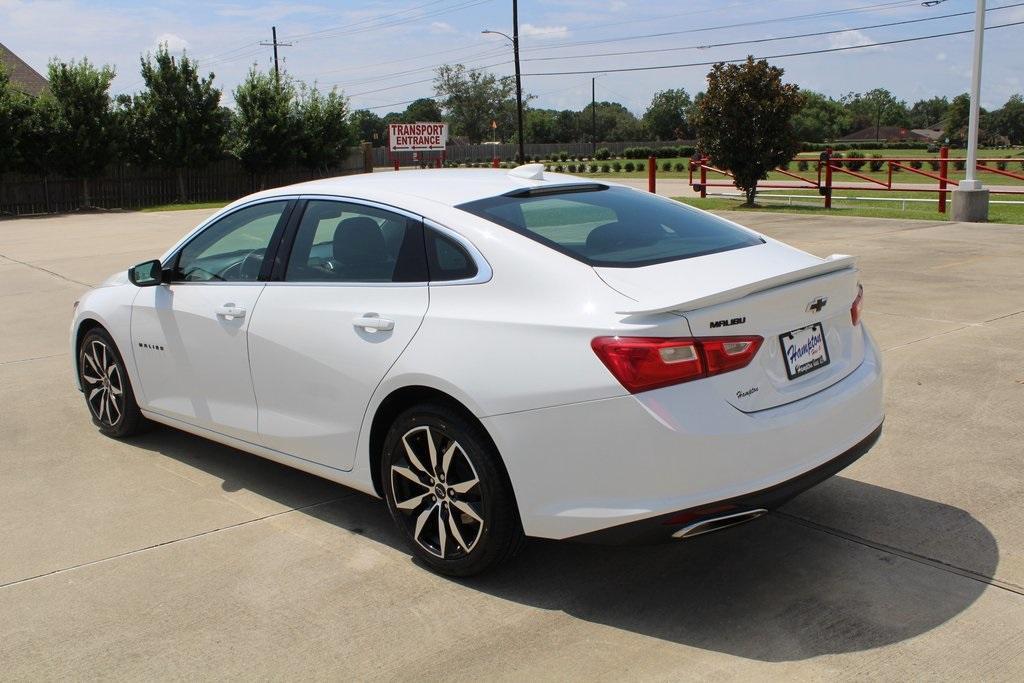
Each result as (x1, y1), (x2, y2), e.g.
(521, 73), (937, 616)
(71, 166), (884, 575)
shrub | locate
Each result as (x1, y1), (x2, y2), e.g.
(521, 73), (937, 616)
(996, 160), (1008, 171)
(612, 161), (622, 172)
(845, 151), (866, 171)
(544, 164), (551, 172)
(558, 152), (569, 162)
(594, 147), (611, 160)
(891, 162), (901, 173)
(566, 163), (577, 172)
(797, 159), (810, 172)
(954, 159), (965, 171)
(909, 159), (923, 170)
(622, 146), (654, 159)
(869, 154), (884, 172)
(674, 162), (686, 172)
(662, 161), (672, 172)
(654, 146), (678, 158)
(636, 161), (645, 172)
(679, 146), (696, 157)
(928, 159), (940, 171)
(601, 163), (610, 173)
(624, 161), (635, 172)
(777, 160), (790, 171)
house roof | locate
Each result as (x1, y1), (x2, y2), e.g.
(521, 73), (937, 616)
(0, 42), (48, 97)
(839, 125), (934, 142)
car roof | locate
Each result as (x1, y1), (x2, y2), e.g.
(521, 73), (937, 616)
(265, 168), (609, 208)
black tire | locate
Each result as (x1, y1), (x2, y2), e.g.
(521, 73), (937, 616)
(78, 327), (149, 438)
(381, 402), (525, 576)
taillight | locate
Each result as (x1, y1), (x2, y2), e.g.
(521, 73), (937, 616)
(591, 335), (763, 394)
(851, 283), (864, 326)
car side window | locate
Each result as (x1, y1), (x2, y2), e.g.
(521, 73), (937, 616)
(426, 229), (478, 281)
(284, 200), (427, 283)
(175, 201), (288, 282)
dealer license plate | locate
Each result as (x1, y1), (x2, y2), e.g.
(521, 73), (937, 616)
(779, 323), (830, 380)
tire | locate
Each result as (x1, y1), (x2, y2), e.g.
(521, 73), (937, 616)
(78, 327), (148, 438)
(381, 402), (525, 576)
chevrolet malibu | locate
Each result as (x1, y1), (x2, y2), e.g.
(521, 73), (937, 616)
(71, 166), (883, 576)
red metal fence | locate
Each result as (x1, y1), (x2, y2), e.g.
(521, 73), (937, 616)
(687, 146), (1024, 213)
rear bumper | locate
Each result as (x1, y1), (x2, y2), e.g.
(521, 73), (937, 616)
(569, 422), (882, 544)
(482, 325), (884, 540)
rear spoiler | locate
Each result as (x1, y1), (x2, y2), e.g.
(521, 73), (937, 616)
(616, 254), (857, 315)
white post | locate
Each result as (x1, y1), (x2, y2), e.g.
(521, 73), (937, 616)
(963, 0), (985, 190)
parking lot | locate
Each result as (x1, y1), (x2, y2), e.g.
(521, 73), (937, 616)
(2, 206), (1023, 679)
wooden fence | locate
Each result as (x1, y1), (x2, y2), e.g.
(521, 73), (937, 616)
(374, 139), (696, 166)
(0, 148), (366, 216)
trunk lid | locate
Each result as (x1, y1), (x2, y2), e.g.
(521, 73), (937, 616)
(596, 242), (865, 411)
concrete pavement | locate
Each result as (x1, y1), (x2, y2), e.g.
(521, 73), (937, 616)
(2, 207), (1023, 679)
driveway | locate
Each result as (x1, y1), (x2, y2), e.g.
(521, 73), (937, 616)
(1, 208), (1023, 679)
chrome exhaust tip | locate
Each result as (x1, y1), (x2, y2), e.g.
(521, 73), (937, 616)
(671, 508), (768, 540)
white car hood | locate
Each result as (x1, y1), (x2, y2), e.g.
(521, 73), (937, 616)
(98, 270), (130, 287)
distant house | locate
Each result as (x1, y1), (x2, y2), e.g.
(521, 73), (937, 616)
(0, 42), (48, 97)
(839, 125), (942, 143)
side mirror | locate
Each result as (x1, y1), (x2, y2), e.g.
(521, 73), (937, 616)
(129, 259), (163, 287)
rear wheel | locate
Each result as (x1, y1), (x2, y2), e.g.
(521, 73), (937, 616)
(381, 403), (524, 576)
(78, 328), (148, 438)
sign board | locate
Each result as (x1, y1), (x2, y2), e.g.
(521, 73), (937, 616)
(389, 122), (448, 152)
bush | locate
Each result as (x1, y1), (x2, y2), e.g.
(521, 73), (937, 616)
(891, 162), (901, 173)
(954, 159), (965, 171)
(595, 147), (611, 160)
(636, 161), (645, 172)
(612, 161), (622, 172)
(909, 159), (923, 170)
(679, 146), (696, 157)
(622, 146), (654, 159)
(654, 146), (678, 158)
(554, 164), (563, 172)
(845, 151), (866, 171)
(624, 161), (635, 172)
(566, 163), (577, 172)
(928, 159), (940, 171)
(601, 163), (610, 173)
(869, 154), (884, 172)
(558, 152), (569, 162)
(797, 159), (810, 172)
(996, 160), (1008, 171)
(777, 160), (790, 171)
(662, 161), (672, 172)
(674, 162), (686, 172)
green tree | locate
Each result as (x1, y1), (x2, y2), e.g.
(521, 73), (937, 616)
(402, 97), (443, 122)
(229, 68), (296, 186)
(46, 58), (117, 206)
(642, 88), (692, 140)
(350, 109), (386, 145)
(580, 101), (641, 142)
(134, 46), (226, 202)
(990, 94), (1024, 145)
(694, 57), (803, 206)
(909, 96), (949, 129)
(433, 64), (517, 143)
(294, 84), (355, 176)
(0, 62), (30, 176)
(524, 108), (558, 143)
(791, 91), (849, 142)
(943, 93), (972, 144)
(553, 109), (578, 143)
(842, 88), (910, 138)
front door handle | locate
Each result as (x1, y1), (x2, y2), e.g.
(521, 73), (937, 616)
(353, 314), (395, 332)
(215, 304), (246, 320)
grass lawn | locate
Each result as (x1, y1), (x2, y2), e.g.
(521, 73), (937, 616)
(675, 190), (1024, 225)
(140, 200), (229, 212)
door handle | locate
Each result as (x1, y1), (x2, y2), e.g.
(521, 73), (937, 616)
(353, 314), (395, 332)
(215, 304), (246, 320)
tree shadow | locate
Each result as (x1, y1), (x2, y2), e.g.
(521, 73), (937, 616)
(129, 425), (998, 663)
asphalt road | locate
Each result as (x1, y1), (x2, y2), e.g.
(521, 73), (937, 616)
(2, 207), (1023, 679)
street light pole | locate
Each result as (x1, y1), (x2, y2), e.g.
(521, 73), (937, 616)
(482, 0), (525, 165)
(964, 0), (986, 188)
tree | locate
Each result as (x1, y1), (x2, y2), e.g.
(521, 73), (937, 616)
(229, 68), (296, 186)
(433, 64), (517, 143)
(842, 88), (910, 137)
(0, 62), (30, 176)
(990, 94), (1024, 145)
(580, 101), (641, 142)
(553, 109), (578, 143)
(642, 88), (693, 140)
(909, 96), (949, 129)
(350, 109), (386, 145)
(943, 93), (972, 144)
(46, 58), (117, 206)
(294, 84), (355, 176)
(524, 108), (558, 143)
(134, 46), (226, 202)
(402, 97), (443, 122)
(694, 57), (803, 206)
(791, 91), (849, 142)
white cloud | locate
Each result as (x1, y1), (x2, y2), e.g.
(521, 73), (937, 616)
(155, 33), (190, 52)
(429, 21), (455, 34)
(936, 52), (947, 62)
(520, 23), (570, 39)
(827, 30), (877, 50)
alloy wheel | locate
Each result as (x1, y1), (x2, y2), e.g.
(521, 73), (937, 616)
(80, 339), (124, 427)
(390, 425), (484, 560)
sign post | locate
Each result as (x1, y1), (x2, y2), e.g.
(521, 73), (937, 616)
(388, 122), (448, 170)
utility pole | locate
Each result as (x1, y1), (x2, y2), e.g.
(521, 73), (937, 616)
(260, 26), (292, 86)
(512, 0), (525, 164)
(592, 77), (597, 156)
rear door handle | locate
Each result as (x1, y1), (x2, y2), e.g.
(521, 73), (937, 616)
(215, 304), (246, 320)
(353, 314), (395, 332)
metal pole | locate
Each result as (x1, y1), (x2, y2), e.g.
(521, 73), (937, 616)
(272, 26), (279, 84)
(592, 77), (597, 156)
(964, 0), (985, 189)
(512, 0), (525, 164)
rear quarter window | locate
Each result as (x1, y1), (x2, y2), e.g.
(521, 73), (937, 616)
(457, 185), (763, 267)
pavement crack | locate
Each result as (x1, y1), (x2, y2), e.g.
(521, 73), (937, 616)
(0, 352), (66, 366)
(0, 251), (92, 287)
(0, 494), (353, 590)
(775, 510), (1024, 596)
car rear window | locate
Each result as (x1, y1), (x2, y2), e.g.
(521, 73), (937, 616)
(456, 185), (763, 267)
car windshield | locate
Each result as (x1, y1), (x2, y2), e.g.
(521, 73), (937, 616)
(457, 185), (763, 267)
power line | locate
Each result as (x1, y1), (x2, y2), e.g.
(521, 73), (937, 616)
(523, 20), (1024, 76)
(520, 2), (1024, 63)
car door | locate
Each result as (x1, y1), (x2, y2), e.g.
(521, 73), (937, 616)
(247, 198), (430, 471)
(131, 199), (293, 440)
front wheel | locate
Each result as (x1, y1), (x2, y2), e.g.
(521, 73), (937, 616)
(381, 403), (525, 576)
(78, 328), (148, 438)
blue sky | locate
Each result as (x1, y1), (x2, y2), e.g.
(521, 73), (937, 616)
(2, 0), (1022, 113)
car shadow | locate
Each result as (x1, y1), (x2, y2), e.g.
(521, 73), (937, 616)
(129, 425), (998, 663)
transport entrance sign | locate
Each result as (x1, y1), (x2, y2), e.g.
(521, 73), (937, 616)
(388, 122), (448, 151)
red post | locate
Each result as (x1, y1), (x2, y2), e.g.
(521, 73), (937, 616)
(492, 156), (500, 168)
(823, 149), (833, 209)
(435, 157), (442, 169)
(393, 158), (399, 172)
(938, 145), (949, 214)
(700, 157), (707, 199)
(647, 155), (656, 193)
